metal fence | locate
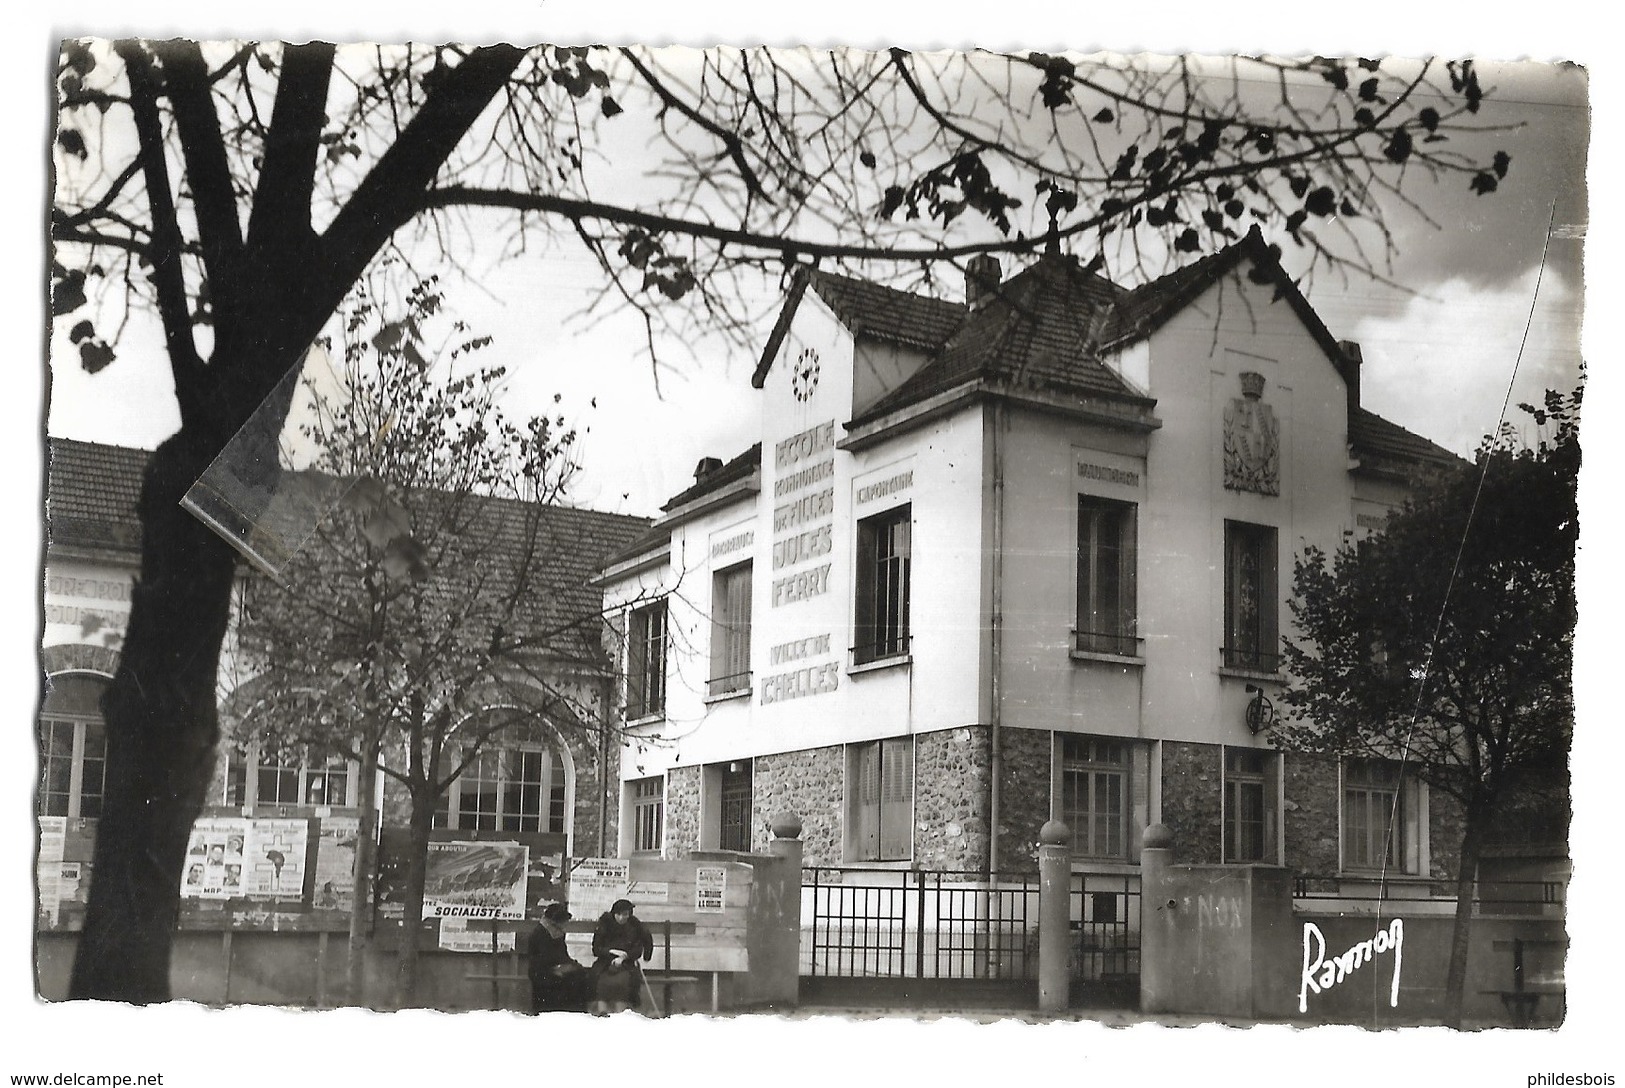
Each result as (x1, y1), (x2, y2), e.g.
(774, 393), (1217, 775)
(800, 867), (1142, 993)
(1292, 876), (1564, 917)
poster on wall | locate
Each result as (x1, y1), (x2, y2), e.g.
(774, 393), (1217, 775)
(422, 841), (528, 920)
(242, 818), (311, 901)
(695, 866), (727, 913)
(437, 917), (518, 953)
(568, 857), (630, 918)
(179, 816), (251, 900)
(312, 816), (359, 912)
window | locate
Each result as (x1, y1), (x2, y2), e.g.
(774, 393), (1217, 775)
(1223, 521), (1279, 671)
(436, 745), (566, 833)
(854, 505), (911, 665)
(708, 563), (753, 696)
(629, 777), (664, 855)
(226, 742), (355, 809)
(1342, 758), (1417, 873)
(1076, 497), (1138, 656)
(851, 738), (913, 861)
(719, 762), (753, 852)
(38, 674), (108, 818)
(1223, 748), (1279, 863)
(1059, 736), (1131, 859)
(627, 601), (668, 719)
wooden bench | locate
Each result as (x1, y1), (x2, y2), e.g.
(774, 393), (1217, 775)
(1483, 937), (1566, 1028)
(561, 918), (742, 1015)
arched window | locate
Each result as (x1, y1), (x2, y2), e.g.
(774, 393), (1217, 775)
(435, 743), (567, 834)
(38, 673), (109, 818)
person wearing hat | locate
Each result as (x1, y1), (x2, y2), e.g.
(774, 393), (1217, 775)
(526, 902), (588, 1014)
(589, 898), (654, 1014)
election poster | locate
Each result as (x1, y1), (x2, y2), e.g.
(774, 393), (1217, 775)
(695, 866), (727, 913)
(422, 841), (528, 920)
(243, 818), (310, 900)
(180, 816), (251, 900)
(568, 857), (629, 918)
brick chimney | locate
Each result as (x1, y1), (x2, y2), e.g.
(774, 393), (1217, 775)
(966, 255), (1002, 311)
(1336, 340), (1362, 415)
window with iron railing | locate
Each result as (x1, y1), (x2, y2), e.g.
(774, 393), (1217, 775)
(1075, 496), (1139, 657)
(1223, 520), (1280, 672)
(707, 562), (753, 697)
(854, 505), (911, 666)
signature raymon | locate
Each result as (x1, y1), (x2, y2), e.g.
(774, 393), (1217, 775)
(1299, 919), (1404, 1012)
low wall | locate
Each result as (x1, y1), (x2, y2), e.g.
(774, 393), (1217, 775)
(1294, 911), (1566, 1027)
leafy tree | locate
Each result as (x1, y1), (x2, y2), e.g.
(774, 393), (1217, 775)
(230, 278), (621, 1005)
(1277, 388), (1579, 1028)
(50, 39), (1511, 1001)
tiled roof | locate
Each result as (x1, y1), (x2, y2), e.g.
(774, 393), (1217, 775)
(45, 438), (650, 666)
(1349, 408), (1462, 469)
(807, 272), (966, 352)
(857, 252), (1151, 422)
(46, 437), (148, 555)
(659, 443), (762, 513)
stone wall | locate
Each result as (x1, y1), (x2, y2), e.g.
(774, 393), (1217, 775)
(663, 764), (703, 858)
(914, 726), (992, 871)
(754, 746), (845, 865)
(1283, 752), (1340, 876)
(995, 726), (1051, 873)
(1160, 741), (1222, 864)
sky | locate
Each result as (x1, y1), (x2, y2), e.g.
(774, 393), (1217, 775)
(11, 1), (1622, 1083)
(42, 56), (1589, 521)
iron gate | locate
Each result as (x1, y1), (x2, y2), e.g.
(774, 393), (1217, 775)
(800, 867), (1140, 1008)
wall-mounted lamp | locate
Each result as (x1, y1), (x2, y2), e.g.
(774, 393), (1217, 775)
(1244, 684), (1279, 734)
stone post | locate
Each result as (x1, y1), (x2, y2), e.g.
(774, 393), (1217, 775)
(1139, 822), (1174, 1014)
(1037, 819), (1071, 1013)
(769, 811), (804, 870)
(754, 812), (805, 1009)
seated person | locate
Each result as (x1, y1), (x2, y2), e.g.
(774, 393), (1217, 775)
(589, 898), (653, 1014)
(526, 903), (588, 1013)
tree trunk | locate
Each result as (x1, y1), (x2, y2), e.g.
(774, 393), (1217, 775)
(395, 793), (435, 1007)
(345, 740), (380, 1005)
(68, 431), (239, 1002)
(1443, 810), (1486, 1028)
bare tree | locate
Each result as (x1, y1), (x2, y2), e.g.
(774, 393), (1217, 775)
(232, 276), (633, 1005)
(50, 39), (1509, 1001)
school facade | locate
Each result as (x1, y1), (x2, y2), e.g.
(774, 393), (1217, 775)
(39, 438), (650, 953)
(594, 229), (1566, 896)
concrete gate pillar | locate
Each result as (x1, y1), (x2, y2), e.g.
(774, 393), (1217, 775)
(1037, 819), (1071, 1012)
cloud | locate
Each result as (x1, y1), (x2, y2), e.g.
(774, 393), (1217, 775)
(1348, 270), (1584, 457)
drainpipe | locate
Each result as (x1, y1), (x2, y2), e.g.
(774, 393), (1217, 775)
(598, 674), (610, 858)
(988, 400), (1006, 875)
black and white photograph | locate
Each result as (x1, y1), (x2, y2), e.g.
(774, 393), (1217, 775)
(13, 2), (1615, 1084)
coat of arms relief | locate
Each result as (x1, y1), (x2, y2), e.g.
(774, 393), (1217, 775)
(1223, 371), (1280, 495)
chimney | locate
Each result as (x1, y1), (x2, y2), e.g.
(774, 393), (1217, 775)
(693, 456), (723, 482)
(1336, 340), (1362, 415)
(965, 255), (1002, 311)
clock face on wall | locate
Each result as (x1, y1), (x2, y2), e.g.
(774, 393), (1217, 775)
(792, 347), (821, 402)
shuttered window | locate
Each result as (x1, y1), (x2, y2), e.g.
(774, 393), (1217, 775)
(853, 737), (913, 861)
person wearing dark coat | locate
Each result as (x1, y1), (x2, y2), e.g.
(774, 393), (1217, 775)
(589, 898), (653, 1013)
(526, 903), (588, 1013)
